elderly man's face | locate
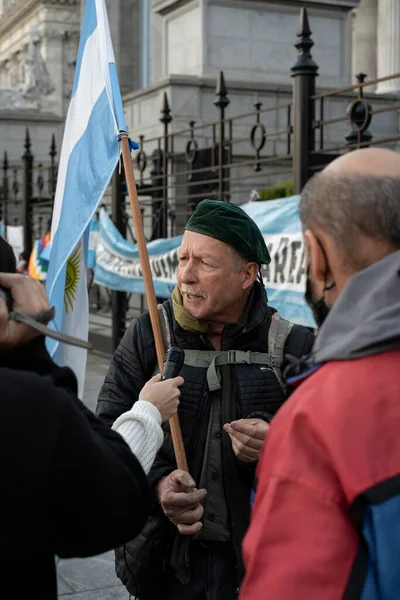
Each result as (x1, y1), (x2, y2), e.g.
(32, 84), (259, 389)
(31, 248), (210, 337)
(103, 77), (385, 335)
(177, 231), (255, 323)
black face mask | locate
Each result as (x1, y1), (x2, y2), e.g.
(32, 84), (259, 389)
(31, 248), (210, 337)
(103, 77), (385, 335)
(304, 237), (336, 328)
(305, 273), (330, 328)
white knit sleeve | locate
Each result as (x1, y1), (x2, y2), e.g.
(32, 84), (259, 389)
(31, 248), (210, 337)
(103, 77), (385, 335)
(112, 401), (164, 475)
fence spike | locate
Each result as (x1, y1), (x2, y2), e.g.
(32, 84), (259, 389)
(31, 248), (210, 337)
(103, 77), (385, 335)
(214, 71), (230, 109)
(160, 91), (172, 125)
(3, 151), (8, 171)
(297, 6), (311, 38)
(24, 128), (32, 156)
(292, 7), (318, 74)
(50, 134), (57, 159)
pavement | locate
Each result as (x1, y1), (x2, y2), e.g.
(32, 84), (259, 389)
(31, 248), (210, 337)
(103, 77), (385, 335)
(57, 351), (131, 599)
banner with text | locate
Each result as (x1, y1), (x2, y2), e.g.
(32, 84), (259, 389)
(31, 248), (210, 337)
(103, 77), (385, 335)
(94, 196), (315, 327)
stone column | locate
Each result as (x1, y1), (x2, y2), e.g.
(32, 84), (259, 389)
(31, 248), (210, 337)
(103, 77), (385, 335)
(150, 3), (163, 84)
(352, 0), (377, 90)
(376, 0), (400, 93)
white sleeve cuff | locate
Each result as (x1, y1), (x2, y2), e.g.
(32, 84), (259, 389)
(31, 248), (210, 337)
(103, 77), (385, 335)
(112, 401), (164, 474)
(133, 399), (162, 425)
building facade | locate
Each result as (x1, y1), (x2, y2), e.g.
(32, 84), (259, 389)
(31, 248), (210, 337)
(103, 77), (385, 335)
(0, 0), (398, 181)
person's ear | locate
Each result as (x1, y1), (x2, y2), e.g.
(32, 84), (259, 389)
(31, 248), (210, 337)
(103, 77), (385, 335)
(304, 230), (328, 285)
(242, 262), (259, 290)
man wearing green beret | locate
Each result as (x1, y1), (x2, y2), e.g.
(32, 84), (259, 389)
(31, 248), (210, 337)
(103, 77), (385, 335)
(96, 199), (314, 600)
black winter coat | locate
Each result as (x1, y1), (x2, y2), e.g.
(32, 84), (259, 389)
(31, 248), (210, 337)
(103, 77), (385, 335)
(96, 284), (314, 598)
(0, 339), (150, 600)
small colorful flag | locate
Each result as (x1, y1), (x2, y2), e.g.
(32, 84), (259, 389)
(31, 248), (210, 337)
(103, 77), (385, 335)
(28, 233), (50, 281)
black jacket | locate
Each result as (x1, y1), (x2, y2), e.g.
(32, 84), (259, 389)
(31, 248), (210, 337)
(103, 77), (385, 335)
(0, 339), (150, 600)
(96, 284), (314, 597)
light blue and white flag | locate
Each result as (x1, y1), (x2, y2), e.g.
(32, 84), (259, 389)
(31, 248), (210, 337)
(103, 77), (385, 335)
(46, 0), (134, 396)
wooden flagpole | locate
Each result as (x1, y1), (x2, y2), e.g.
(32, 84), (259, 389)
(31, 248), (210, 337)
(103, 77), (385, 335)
(119, 132), (188, 473)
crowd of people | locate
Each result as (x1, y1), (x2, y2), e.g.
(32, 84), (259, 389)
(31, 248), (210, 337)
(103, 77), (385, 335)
(1, 147), (399, 600)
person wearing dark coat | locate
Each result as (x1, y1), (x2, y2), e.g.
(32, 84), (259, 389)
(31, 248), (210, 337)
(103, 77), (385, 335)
(241, 149), (400, 600)
(0, 273), (150, 600)
(96, 200), (314, 600)
(0, 235), (16, 272)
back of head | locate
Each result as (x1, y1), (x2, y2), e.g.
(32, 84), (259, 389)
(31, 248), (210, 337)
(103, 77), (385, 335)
(0, 236), (16, 273)
(299, 148), (400, 273)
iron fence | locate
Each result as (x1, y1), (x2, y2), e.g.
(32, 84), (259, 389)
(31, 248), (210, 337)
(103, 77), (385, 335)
(2, 7), (400, 351)
(0, 130), (57, 251)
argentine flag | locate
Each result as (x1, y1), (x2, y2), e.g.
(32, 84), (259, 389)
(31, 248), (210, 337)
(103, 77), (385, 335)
(46, 0), (134, 396)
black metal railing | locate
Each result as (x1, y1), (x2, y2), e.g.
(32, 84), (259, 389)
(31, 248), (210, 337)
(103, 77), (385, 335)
(311, 71), (400, 165)
(0, 130), (57, 255)
(3, 6), (400, 352)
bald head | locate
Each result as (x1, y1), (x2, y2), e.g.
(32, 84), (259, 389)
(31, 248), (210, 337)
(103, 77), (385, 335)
(299, 148), (400, 272)
(325, 148), (400, 178)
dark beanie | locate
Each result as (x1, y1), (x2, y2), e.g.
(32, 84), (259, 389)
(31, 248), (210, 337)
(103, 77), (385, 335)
(185, 199), (271, 265)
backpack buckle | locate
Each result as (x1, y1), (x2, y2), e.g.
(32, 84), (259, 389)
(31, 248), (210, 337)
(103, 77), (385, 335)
(227, 350), (252, 364)
(271, 354), (282, 368)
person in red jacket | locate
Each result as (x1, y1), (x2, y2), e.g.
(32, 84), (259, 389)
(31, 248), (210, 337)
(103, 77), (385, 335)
(240, 147), (400, 600)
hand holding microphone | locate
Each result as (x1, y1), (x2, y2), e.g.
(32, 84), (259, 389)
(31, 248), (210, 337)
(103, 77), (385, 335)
(139, 347), (185, 422)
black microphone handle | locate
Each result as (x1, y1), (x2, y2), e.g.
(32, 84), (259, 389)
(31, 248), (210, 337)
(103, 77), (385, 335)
(162, 346), (185, 380)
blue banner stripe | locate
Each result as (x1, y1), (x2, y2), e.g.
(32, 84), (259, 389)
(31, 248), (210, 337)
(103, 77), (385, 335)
(72, 0), (98, 97)
(94, 197), (317, 327)
(95, 262), (176, 297)
(100, 208), (182, 258)
(267, 289), (315, 327)
(241, 195), (301, 235)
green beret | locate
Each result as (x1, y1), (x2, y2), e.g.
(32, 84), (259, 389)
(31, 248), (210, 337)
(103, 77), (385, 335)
(185, 199), (271, 265)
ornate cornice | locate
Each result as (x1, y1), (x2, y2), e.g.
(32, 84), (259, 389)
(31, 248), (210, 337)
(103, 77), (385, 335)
(153, 0), (194, 16)
(152, 0), (360, 14)
(0, 0), (78, 38)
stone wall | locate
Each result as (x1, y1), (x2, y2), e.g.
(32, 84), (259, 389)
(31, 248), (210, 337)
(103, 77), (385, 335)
(0, 110), (63, 164)
(0, 1), (80, 117)
(105, 0), (143, 95)
(122, 66), (399, 227)
(152, 0), (358, 89)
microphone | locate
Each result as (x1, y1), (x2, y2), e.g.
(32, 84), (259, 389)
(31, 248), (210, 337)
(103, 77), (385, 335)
(162, 346), (185, 380)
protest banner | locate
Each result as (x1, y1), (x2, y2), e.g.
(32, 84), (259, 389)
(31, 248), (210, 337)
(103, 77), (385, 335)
(94, 195), (316, 328)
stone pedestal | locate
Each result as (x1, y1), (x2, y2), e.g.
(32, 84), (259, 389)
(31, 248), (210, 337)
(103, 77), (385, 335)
(152, 0), (357, 89)
(376, 0), (400, 93)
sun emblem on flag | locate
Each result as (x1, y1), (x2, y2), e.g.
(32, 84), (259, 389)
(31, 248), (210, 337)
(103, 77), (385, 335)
(64, 242), (81, 313)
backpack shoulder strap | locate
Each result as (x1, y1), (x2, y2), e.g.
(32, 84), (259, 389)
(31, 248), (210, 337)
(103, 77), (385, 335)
(267, 312), (294, 389)
(154, 310), (294, 391)
(268, 312), (294, 359)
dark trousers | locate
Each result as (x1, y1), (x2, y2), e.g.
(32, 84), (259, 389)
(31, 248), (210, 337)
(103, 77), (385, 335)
(162, 542), (239, 600)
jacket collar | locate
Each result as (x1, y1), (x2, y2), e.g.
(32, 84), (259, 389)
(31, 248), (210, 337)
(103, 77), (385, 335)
(171, 282), (269, 341)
